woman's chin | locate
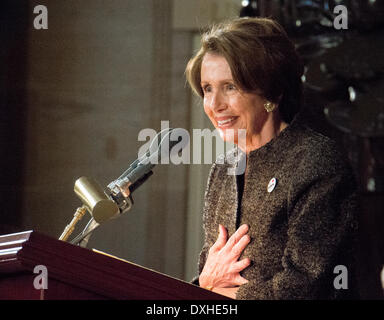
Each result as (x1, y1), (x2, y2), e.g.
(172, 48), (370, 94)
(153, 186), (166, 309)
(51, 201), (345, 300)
(217, 127), (246, 146)
(218, 127), (233, 142)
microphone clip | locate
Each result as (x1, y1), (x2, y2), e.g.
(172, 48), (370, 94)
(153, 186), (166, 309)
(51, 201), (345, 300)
(107, 178), (134, 215)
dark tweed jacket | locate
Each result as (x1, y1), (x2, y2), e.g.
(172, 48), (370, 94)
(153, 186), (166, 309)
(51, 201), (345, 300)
(195, 117), (359, 299)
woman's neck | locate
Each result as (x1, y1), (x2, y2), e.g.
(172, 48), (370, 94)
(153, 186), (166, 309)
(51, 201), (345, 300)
(240, 113), (288, 153)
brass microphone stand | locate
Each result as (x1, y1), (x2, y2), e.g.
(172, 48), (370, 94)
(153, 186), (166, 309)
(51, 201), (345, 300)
(59, 206), (87, 241)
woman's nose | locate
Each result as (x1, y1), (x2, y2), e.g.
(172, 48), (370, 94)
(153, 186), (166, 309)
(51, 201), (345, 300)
(208, 91), (227, 113)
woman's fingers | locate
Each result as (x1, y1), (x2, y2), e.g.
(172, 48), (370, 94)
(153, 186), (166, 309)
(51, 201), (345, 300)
(202, 224), (251, 289)
(232, 234), (251, 257)
(211, 224), (250, 256)
(232, 257), (251, 273)
(224, 224), (249, 252)
(210, 224), (228, 252)
(233, 274), (249, 286)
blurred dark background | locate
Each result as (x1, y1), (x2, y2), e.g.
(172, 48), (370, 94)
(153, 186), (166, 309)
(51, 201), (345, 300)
(1, 0), (383, 299)
(243, 0), (384, 299)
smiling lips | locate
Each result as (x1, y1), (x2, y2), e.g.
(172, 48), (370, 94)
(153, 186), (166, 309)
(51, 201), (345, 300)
(216, 116), (238, 128)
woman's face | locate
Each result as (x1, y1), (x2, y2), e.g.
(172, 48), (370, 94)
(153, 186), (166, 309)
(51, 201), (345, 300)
(200, 52), (268, 147)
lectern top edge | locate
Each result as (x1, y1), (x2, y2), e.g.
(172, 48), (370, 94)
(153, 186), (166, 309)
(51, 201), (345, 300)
(0, 230), (229, 300)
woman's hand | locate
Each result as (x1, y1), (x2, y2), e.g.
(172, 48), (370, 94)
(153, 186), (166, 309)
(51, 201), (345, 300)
(199, 224), (251, 297)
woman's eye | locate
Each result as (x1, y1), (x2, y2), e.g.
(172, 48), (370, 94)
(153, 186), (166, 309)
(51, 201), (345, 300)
(226, 83), (236, 91)
(202, 85), (212, 93)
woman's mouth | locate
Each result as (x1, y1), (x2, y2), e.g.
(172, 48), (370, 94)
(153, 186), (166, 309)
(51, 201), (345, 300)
(216, 116), (238, 128)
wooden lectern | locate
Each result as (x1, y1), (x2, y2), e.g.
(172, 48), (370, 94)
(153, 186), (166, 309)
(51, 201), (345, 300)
(0, 231), (228, 300)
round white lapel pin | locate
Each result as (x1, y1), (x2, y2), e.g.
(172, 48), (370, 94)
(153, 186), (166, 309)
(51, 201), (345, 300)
(267, 177), (277, 193)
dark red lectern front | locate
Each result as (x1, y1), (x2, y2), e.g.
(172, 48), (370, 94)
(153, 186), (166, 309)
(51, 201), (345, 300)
(0, 231), (228, 300)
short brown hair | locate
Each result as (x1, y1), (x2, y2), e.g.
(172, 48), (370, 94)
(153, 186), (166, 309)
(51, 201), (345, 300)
(185, 17), (304, 123)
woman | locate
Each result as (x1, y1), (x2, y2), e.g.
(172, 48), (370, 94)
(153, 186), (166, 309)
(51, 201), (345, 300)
(186, 17), (359, 299)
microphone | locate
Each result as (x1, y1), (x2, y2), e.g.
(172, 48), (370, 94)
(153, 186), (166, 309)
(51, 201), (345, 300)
(106, 127), (189, 215)
(63, 126), (189, 246)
